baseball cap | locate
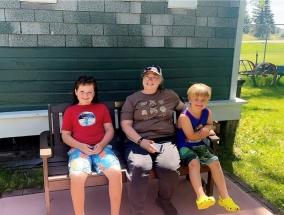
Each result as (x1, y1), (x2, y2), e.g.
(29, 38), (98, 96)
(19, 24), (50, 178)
(142, 65), (162, 76)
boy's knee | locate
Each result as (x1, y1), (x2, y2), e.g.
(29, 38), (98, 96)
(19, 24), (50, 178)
(70, 172), (88, 185)
(209, 160), (221, 169)
(105, 166), (122, 178)
(188, 159), (200, 169)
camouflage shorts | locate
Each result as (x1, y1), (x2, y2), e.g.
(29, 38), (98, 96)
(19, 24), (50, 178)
(179, 145), (218, 166)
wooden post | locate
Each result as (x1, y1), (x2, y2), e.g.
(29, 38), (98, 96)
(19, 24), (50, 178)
(219, 120), (239, 148)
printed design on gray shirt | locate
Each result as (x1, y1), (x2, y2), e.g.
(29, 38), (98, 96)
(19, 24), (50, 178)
(158, 100), (164, 105)
(149, 100), (156, 107)
(140, 99), (166, 120)
(160, 106), (166, 112)
(142, 110), (148, 116)
(141, 101), (147, 107)
(150, 107), (158, 114)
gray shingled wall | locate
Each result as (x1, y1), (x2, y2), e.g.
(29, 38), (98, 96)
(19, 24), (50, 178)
(0, 0), (239, 48)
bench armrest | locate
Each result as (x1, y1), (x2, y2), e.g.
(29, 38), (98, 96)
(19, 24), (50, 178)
(206, 130), (219, 153)
(208, 135), (220, 142)
(207, 130), (220, 142)
(40, 130), (52, 158)
(40, 148), (52, 159)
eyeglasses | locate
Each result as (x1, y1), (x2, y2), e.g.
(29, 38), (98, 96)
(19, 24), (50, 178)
(143, 76), (160, 81)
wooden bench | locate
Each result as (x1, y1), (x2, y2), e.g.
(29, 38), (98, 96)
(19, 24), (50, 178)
(40, 101), (219, 215)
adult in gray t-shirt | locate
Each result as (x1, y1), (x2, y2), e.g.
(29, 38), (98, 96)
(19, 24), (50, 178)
(121, 65), (185, 215)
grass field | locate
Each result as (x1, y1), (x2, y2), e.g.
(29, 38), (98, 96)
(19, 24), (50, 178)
(240, 42), (284, 66)
(242, 34), (283, 41)
(218, 77), (284, 211)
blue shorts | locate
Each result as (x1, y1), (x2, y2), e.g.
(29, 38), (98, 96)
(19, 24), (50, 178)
(68, 146), (121, 176)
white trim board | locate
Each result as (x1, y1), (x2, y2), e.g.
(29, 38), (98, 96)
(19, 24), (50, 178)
(230, 0), (246, 99)
(168, 0), (198, 9)
(20, 0), (57, 3)
(0, 99), (247, 139)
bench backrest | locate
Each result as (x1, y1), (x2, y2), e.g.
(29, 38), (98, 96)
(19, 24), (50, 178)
(47, 98), (185, 158)
(48, 101), (122, 158)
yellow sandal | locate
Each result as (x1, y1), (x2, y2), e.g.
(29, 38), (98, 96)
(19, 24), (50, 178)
(218, 196), (240, 212)
(196, 195), (216, 210)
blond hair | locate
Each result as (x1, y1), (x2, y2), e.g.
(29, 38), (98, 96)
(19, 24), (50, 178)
(187, 83), (211, 100)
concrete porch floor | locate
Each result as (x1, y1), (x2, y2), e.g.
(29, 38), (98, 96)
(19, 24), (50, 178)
(0, 174), (279, 215)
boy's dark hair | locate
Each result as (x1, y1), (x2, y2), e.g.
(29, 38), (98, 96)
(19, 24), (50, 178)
(72, 76), (98, 104)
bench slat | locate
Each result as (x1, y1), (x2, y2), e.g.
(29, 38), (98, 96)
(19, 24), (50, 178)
(49, 170), (128, 192)
(49, 166), (69, 176)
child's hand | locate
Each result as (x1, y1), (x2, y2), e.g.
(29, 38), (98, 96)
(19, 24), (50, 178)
(198, 127), (210, 139)
(92, 144), (104, 154)
(79, 144), (95, 155)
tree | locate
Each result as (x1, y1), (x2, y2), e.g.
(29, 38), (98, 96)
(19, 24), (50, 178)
(243, 6), (251, 34)
(250, 0), (275, 39)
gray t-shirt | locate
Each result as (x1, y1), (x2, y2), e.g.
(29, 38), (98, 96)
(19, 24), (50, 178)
(121, 89), (182, 139)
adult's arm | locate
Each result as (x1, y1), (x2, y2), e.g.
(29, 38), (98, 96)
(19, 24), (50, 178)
(171, 90), (186, 111)
(121, 120), (158, 153)
(176, 100), (187, 111)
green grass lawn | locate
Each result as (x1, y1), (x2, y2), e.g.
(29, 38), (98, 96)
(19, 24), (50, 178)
(240, 42), (284, 66)
(218, 77), (284, 211)
(0, 167), (43, 195)
(242, 33), (283, 41)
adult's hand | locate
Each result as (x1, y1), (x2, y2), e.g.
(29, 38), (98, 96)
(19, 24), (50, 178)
(140, 139), (158, 154)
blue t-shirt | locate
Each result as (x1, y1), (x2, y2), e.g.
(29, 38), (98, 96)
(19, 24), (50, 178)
(176, 108), (209, 149)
